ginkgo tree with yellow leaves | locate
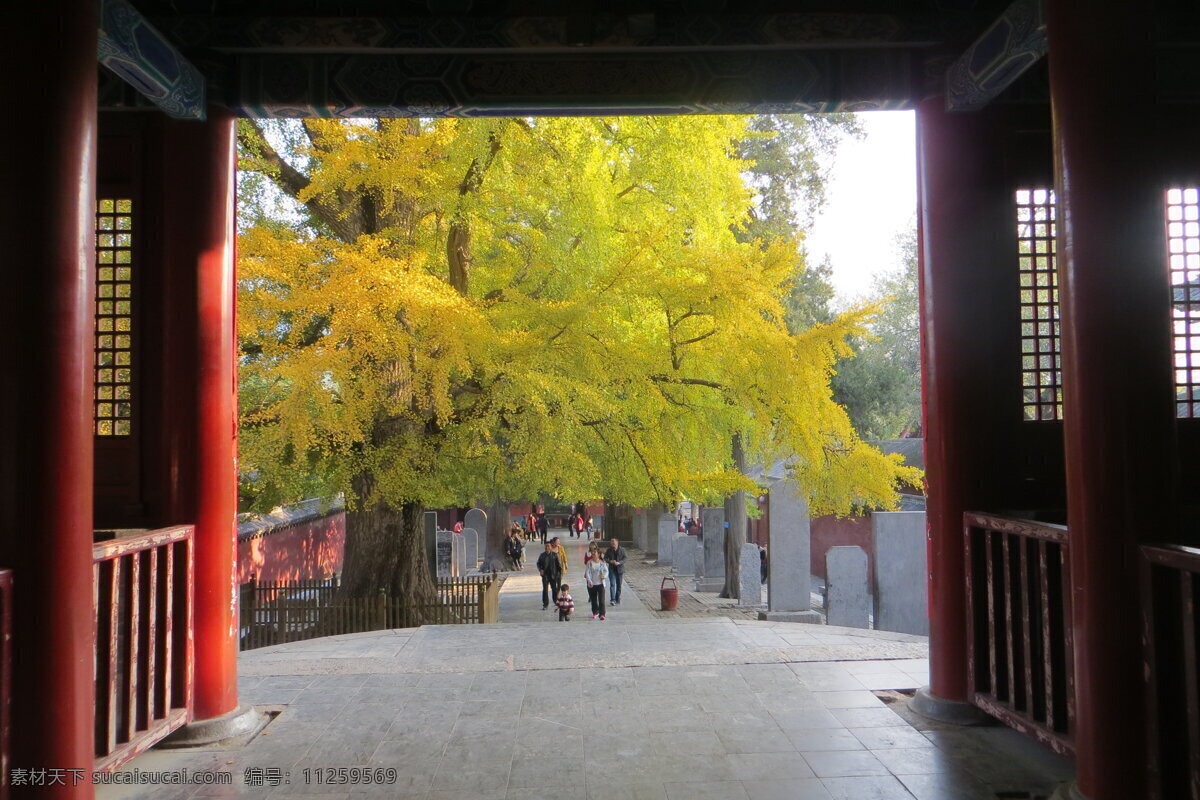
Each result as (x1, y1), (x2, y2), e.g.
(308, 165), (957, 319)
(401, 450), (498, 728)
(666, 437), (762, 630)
(237, 115), (920, 610)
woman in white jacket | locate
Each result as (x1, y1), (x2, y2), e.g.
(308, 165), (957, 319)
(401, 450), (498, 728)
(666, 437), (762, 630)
(584, 545), (609, 620)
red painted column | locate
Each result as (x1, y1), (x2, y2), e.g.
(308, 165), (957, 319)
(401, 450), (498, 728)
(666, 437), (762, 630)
(0, 3), (98, 797)
(1046, 4), (1174, 798)
(161, 111), (240, 721)
(915, 101), (1016, 711)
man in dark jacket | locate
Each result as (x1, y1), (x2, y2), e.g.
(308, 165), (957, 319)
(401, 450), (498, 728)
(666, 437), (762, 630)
(537, 540), (563, 610)
(603, 537), (627, 605)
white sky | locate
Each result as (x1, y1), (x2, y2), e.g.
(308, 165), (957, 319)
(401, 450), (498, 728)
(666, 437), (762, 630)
(805, 110), (917, 306)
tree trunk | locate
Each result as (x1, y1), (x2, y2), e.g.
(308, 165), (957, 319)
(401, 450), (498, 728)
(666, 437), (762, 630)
(482, 497), (511, 571)
(340, 472), (437, 621)
(606, 501), (631, 543)
(720, 434), (749, 599)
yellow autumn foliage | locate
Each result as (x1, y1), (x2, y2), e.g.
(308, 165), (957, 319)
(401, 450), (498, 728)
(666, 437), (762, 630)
(237, 116), (920, 516)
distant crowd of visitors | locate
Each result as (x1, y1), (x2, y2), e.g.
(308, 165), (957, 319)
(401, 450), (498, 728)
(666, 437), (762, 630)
(499, 506), (592, 568)
(512, 509), (591, 544)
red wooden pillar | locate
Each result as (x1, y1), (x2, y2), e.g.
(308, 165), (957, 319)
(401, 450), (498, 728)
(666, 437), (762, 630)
(1047, 3), (1175, 798)
(914, 100), (1019, 721)
(0, 3), (98, 797)
(160, 111), (240, 722)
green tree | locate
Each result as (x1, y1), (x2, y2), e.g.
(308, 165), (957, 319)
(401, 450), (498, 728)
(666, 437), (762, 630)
(725, 114), (857, 596)
(739, 114), (864, 236)
(236, 116), (919, 605)
(830, 230), (922, 439)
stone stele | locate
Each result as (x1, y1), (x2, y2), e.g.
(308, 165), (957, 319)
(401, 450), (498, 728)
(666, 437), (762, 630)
(654, 512), (676, 565)
(761, 478), (820, 624)
(738, 542), (762, 607)
(672, 533), (694, 575)
(462, 527), (479, 570)
(826, 545), (870, 629)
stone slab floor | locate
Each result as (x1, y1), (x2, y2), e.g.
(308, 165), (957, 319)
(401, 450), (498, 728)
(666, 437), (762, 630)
(99, 538), (1072, 800)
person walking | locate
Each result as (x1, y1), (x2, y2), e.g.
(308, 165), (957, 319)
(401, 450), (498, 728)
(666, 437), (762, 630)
(537, 541), (563, 610)
(536, 512), (549, 544)
(584, 548), (609, 619)
(603, 537), (626, 605)
(506, 530), (525, 570)
(550, 536), (568, 576)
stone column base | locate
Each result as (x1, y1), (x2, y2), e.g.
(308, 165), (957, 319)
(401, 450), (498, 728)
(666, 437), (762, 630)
(758, 610), (823, 624)
(908, 687), (992, 726)
(693, 579), (723, 592)
(159, 705), (268, 748)
(1049, 781), (1085, 800)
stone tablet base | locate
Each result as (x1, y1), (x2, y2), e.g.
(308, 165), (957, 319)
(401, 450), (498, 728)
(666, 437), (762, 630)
(159, 705), (268, 748)
(693, 579), (723, 592)
(909, 687), (993, 726)
(757, 610), (823, 624)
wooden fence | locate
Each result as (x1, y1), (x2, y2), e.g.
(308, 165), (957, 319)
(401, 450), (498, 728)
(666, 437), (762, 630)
(239, 573), (506, 650)
(1141, 543), (1200, 800)
(964, 512), (1074, 757)
(0, 568), (10, 800)
(93, 526), (194, 772)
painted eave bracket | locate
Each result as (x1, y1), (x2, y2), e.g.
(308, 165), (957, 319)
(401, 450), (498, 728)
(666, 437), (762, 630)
(97, 0), (206, 120)
(946, 0), (1046, 112)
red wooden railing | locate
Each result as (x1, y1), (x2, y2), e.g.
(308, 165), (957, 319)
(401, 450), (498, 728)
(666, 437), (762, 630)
(964, 512), (1074, 756)
(0, 569), (11, 800)
(1141, 543), (1200, 800)
(93, 526), (193, 772)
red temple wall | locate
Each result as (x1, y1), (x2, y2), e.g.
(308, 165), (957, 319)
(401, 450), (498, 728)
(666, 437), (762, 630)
(237, 511), (346, 584)
(748, 495), (769, 547)
(810, 514), (875, 584)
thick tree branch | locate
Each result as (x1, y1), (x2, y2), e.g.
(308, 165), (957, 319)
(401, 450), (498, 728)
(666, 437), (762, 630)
(650, 375), (726, 390)
(447, 127), (505, 296)
(238, 120), (363, 243)
(624, 430), (666, 500)
(241, 312), (330, 356)
(676, 329), (718, 347)
(673, 308), (710, 326)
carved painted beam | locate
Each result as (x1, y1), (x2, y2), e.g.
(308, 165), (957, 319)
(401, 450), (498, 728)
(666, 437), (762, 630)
(151, 12), (954, 52)
(946, 0), (1046, 112)
(97, 0), (206, 120)
(229, 49), (921, 118)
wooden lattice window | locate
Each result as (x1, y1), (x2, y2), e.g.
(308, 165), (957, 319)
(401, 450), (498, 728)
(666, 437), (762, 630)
(1017, 188), (1062, 421)
(1168, 188), (1200, 419)
(95, 198), (134, 436)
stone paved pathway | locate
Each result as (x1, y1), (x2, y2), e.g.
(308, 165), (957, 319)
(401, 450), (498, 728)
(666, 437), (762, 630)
(97, 533), (1073, 800)
(619, 542), (764, 621)
(499, 532), (654, 624)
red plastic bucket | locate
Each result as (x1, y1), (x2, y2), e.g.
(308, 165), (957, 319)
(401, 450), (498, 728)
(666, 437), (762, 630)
(660, 576), (679, 611)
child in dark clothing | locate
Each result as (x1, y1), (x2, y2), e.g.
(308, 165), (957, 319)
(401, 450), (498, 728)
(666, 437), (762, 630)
(555, 584), (575, 621)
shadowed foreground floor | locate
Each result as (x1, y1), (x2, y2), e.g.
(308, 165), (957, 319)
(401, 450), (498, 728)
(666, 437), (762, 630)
(99, 608), (1073, 800)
